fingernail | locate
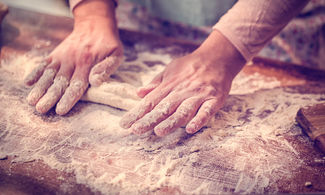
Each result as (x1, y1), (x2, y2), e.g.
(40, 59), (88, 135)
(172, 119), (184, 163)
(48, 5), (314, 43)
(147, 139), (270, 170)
(120, 114), (133, 129)
(36, 76), (69, 114)
(24, 62), (48, 86)
(26, 69), (56, 105)
(120, 105), (147, 129)
(154, 128), (166, 137)
(154, 121), (172, 137)
(56, 80), (87, 115)
(27, 90), (40, 106)
(131, 122), (148, 135)
(186, 123), (197, 134)
(36, 102), (50, 114)
(89, 73), (103, 87)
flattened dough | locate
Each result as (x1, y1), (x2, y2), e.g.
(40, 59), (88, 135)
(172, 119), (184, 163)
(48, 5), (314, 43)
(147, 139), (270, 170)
(81, 51), (171, 110)
(81, 81), (140, 110)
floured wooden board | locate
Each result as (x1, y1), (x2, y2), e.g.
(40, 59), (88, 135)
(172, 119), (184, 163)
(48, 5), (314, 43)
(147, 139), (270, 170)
(1, 8), (325, 195)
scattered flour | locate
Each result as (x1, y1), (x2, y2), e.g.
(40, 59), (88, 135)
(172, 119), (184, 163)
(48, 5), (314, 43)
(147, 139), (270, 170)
(0, 46), (324, 194)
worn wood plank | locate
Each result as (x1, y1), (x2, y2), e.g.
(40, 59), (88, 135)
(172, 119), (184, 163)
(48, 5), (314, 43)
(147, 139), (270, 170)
(297, 103), (325, 154)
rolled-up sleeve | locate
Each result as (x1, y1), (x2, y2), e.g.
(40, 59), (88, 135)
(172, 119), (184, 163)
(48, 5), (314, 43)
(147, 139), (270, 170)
(69, 0), (118, 12)
(213, 0), (309, 61)
(69, 0), (83, 11)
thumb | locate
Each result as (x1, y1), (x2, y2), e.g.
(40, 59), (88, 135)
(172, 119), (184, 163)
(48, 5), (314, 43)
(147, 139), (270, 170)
(89, 52), (123, 87)
(137, 71), (163, 98)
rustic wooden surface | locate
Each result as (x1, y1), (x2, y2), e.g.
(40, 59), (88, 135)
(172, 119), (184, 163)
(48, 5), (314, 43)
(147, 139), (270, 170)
(0, 7), (325, 195)
(297, 103), (325, 154)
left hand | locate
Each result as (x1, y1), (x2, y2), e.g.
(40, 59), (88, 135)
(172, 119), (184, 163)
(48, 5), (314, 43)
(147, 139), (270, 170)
(120, 30), (246, 136)
(24, 0), (122, 115)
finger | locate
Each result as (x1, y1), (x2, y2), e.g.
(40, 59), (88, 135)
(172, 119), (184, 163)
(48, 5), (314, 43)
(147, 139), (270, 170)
(154, 97), (202, 137)
(186, 98), (221, 134)
(26, 63), (59, 106)
(35, 60), (75, 113)
(89, 53), (123, 87)
(24, 58), (51, 86)
(55, 80), (88, 115)
(119, 100), (155, 129)
(119, 85), (172, 129)
(55, 63), (90, 115)
(35, 76), (69, 114)
(55, 61), (75, 80)
(129, 95), (182, 135)
(137, 72), (163, 98)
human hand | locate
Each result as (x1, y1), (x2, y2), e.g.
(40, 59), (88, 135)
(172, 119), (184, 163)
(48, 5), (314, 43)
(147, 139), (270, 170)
(120, 30), (246, 136)
(25, 0), (123, 115)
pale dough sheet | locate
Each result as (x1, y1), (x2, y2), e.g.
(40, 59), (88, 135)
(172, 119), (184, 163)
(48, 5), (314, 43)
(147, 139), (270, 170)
(81, 81), (140, 110)
(81, 51), (169, 110)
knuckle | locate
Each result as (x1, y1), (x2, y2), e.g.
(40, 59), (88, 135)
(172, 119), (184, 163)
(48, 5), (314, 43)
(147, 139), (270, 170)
(203, 101), (219, 115)
(79, 51), (94, 66)
(156, 102), (172, 116)
(139, 99), (154, 115)
(106, 43), (120, 53)
(189, 83), (217, 97)
(203, 106), (213, 116)
(177, 106), (191, 119)
(204, 86), (217, 96)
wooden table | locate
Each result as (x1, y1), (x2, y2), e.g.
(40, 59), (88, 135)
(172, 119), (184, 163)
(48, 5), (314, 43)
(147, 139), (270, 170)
(0, 8), (324, 194)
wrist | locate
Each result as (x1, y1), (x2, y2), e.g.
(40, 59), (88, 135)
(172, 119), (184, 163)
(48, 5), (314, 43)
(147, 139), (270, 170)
(193, 30), (246, 79)
(73, 0), (118, 35)
(73, 0), (117, 23)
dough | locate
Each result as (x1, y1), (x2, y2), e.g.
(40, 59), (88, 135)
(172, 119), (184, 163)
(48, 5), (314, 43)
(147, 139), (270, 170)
(81, 51), (171, 110)
(81, 81), (140, 110)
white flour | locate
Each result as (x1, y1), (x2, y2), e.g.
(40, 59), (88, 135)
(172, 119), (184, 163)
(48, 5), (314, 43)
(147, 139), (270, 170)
(0, 47), (324, 194)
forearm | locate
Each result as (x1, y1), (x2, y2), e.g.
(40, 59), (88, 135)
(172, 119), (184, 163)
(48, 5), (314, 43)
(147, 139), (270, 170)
(214, 0), (309, 61)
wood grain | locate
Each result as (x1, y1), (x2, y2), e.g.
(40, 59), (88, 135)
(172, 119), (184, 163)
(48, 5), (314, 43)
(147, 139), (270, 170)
(297, 103), (325, 153)
(1, 7), (325, 195)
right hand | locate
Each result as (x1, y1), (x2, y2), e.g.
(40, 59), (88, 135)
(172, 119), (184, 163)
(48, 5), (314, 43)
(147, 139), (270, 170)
(24, 0), (123, 115)
(120, 30), (246, 136)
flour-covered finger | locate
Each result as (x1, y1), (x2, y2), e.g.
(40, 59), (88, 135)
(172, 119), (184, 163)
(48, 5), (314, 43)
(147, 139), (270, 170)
(130, 97), (182, 135)
(55, 79), (88, 115)
(55, 57), (91, 115)
(89, 54), (123, 87)
(119, 100), (155, 129)
(120, 85), (172, 129)
(26, 68), (57, 106)
(186, 99), (221, 134)
(137, 72), (163, 98)
(35, 59), (75, 113)
(35, 76), (69, 114)
(24, 59), (51, 86)
(154, 98), (202, 136)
